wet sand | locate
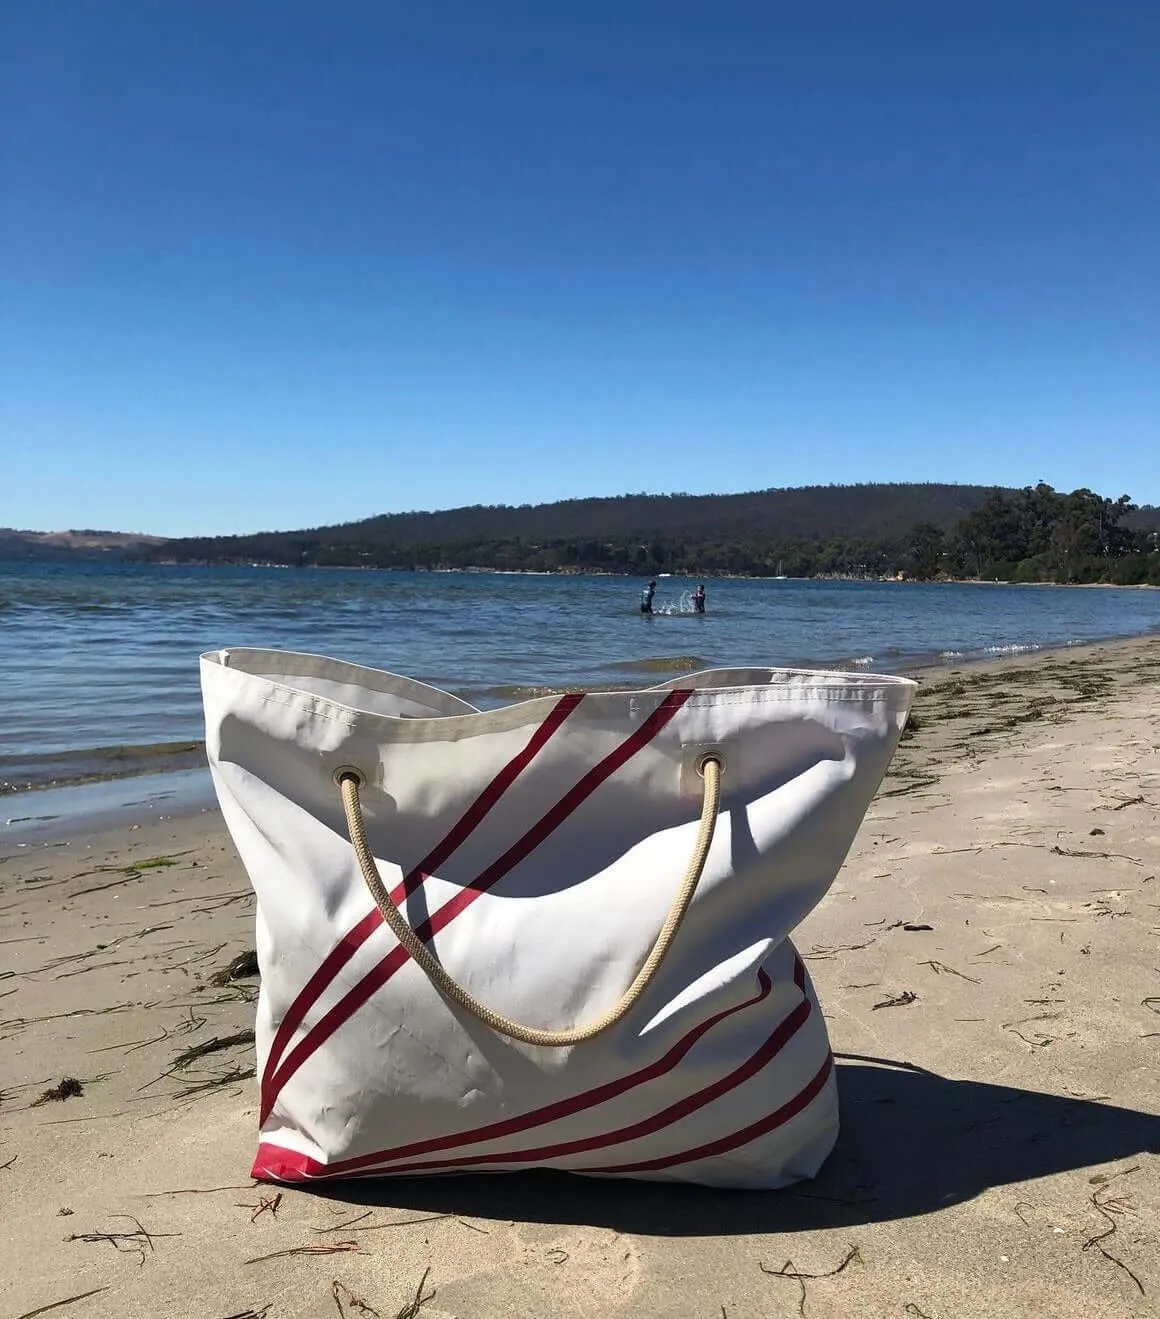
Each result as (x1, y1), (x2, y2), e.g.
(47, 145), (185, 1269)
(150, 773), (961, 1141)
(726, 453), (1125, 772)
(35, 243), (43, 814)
(2, 635), (1158, 1318)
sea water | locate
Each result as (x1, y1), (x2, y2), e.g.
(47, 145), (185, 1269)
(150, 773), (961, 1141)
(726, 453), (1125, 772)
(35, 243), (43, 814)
(1, 561), (1157, 807)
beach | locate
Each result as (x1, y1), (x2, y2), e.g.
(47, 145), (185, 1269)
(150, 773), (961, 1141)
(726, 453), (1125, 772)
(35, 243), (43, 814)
(2, 635), (1158, 1319)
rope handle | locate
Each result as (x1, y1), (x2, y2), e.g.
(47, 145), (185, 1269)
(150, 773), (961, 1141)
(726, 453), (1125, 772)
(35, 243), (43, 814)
(337, 755), (723, 1048)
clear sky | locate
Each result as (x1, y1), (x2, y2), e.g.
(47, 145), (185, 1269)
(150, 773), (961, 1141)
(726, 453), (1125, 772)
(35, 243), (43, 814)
(2, 1), (1157, 536)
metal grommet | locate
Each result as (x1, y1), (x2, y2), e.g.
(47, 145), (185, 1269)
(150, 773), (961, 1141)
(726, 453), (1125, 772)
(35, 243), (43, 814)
(332, 765), (365, 788)
(695, 751), (725, 778)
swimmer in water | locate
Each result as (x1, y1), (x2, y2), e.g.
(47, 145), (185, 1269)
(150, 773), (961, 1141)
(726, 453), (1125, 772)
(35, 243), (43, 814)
(640, 579), (656, 615)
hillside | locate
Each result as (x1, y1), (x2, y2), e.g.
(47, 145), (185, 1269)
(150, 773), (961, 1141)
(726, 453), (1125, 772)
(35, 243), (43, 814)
(144, 482), (999, 574)
(6, 484), (1157, 582)
(0, 529), (168, 562)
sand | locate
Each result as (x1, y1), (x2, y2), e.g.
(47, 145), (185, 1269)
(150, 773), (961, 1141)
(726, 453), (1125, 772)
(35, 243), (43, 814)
(2, 636), (1158, 1318)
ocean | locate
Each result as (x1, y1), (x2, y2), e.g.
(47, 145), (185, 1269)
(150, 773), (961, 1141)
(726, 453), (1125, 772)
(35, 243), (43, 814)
(1, 561), (1157, 831)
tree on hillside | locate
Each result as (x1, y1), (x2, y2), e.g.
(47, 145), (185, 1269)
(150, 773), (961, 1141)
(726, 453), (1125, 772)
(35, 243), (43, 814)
(952, 490), (1024, 576)
(1047, 489), (1137, 581)
(904, 523), (946, 579)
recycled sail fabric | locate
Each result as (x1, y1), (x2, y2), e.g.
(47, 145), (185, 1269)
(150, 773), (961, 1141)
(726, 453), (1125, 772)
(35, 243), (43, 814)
(200, 648), (914, 1188)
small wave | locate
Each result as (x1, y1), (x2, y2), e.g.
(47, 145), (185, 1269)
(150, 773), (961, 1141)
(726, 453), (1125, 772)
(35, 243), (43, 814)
(939, 650), (964, 659)
(472, 683), (569, 703)
(470, 680), (639, 705)
(982, 643), (1041, 656)
(0, 740), (205, 795)
(848, 656), (874, 668)
(610, 656), (709, 674)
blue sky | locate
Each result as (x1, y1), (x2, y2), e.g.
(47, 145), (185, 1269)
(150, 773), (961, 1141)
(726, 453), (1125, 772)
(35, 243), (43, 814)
(2, 2), (1157, 536)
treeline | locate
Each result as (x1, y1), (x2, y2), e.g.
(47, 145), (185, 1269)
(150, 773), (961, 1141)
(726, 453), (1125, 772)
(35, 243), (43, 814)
(938, 484), (1160, 585)
(140, 482), (1160, 583)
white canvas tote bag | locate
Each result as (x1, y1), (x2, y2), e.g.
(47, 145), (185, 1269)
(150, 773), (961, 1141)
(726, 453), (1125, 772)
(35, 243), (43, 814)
(201, 648), (914, 1189)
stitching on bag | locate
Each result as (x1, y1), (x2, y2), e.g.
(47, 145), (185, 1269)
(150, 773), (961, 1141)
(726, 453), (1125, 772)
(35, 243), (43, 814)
(239, 685), (365, 730)
(224, 668), (912, 742)
(222, 649), (475, 702)
(245, 683), (907, 723)
(677, 688), (912, 709)
(221, 678), (470, 734)
(259, 688), (694, 1123)
(226, 682), (563, 744)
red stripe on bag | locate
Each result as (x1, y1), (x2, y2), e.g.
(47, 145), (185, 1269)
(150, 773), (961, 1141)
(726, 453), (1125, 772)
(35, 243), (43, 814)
(260, 689), (694, 1123)
(584, 1051), (834, 1176)
(259, 692), (584, 1113)
(255, 968), (774, 1181)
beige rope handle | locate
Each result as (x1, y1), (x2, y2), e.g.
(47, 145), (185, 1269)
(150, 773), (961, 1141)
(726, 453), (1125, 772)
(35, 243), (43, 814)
(337, 755), (723, 1047)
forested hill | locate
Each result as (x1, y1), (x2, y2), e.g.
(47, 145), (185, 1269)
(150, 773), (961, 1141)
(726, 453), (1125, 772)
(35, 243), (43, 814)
(141, 482), (1160, 581)
(146, 482), (997, 574)
(140, 481), (1160, 584)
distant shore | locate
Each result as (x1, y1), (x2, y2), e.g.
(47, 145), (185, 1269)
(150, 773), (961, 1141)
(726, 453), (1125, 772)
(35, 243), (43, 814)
(140, 558), (1160, 588)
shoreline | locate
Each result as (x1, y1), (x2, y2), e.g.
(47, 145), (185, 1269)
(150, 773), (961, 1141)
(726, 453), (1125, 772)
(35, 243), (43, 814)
(4, 625), (1157, 816)
(132, 558), (1160, 587)
(1, 630), (1157, 1317)
(1, 768), (217, 849)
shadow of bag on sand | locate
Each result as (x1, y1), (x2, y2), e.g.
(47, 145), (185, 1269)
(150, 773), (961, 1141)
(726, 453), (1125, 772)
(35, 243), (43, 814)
(310, 1058), (1160, 1235)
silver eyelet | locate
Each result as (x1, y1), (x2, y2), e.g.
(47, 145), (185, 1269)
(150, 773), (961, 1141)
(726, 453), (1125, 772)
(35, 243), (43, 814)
(332, 765), (365, 788)
(696, 751), (725, 777)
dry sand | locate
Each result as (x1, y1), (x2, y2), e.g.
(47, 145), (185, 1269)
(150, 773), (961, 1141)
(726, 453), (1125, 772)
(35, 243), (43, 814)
(2, 636), (1159, 1319)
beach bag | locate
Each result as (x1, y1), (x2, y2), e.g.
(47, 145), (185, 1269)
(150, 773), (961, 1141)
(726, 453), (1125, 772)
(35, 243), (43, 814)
(200, 648), (914, 1188)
